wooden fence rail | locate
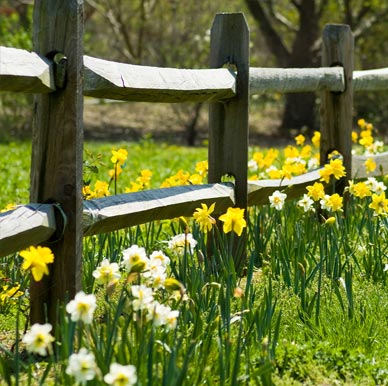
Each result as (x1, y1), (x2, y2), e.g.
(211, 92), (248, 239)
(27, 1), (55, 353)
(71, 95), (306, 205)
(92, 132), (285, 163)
(2, 45), (388, 98)
(0, 5), (387, 325)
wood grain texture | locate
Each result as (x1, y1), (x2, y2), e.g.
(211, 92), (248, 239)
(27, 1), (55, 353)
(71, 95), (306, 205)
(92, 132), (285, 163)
(320, 24), (354, 194)
(208, 13), (249, 209)
(353, 68), (388, 91)
(30, 0), (84, 325)
(0, 204), (56, 258)
(250, 67), (345, 94)
(208, 13), (250, 270)
(83, 183), (235, 236)
(352, 152), (388, 179)
(83, 55), (236, 103)
(0, 46), (55, 93)
(247, 169), (322, 206)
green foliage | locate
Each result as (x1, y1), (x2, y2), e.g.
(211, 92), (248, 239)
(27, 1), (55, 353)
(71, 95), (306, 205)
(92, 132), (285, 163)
(0, 6), (33, 140)
(3, 140), (388, 384)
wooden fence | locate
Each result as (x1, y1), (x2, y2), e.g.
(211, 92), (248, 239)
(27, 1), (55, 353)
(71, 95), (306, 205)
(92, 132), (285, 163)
(1, 2), (388, 324)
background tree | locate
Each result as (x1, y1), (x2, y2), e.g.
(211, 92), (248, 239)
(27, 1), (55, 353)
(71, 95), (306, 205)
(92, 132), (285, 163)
(84, 0), (243, 145)
(245, 0), (388, 134)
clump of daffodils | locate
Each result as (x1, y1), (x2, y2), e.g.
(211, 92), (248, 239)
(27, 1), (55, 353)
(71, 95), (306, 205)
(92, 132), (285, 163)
(248, 131), (320, 181)
(62, 242), (184, 384)
(347, 176), (388, 217)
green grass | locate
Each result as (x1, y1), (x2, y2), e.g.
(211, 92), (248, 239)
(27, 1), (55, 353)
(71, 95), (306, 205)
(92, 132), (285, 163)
(2, 139), (388, 385)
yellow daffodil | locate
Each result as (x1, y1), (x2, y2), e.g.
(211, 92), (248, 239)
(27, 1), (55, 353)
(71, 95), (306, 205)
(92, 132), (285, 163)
(300, 145), (312, 159)
(195, 160), (208, 176)
(94, 180), (110, 198)
(352, 131), (358, 143)
(327, 193), (343, 212)
(350, 181), (372, 199)
(319, 167), (332, 183)
(284, 145), (299, 159)
(295, 134), (306, 146)
(365, 158), (376, 173)
(189, 173), (203, 185)
(320, 159), (346, 183)
(311, 131), (320, 148)
(193, 203), (216, 233)
(369, 192), (388, 216)
(110, 148), (128, 165)
(83, 185), (95, 200)
(306, 182), (325, 201)
(357, 118), (366, 128)
(329, 159), (346, 179)
(267, 167), (282, 179)
(219, 207), (246, 236)
(359, 133), (373, 147)
(20, 246), (55, 282)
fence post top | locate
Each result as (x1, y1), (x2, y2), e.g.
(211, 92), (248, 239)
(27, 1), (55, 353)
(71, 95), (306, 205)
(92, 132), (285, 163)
(323, 24), (353, 39)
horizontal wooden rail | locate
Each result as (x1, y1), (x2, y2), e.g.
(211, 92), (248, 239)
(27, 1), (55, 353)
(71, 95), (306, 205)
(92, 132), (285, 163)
(353, 68), (388, 91)
(83, 183), (235, 235)
(352, 151), (388, 179)
(247, 169), (321, 206)
(0, 204), (56, 258)
(0, 46), (55, 93)
(2, 152), (388, 258)
(1, 46), (387, 99)
(249, 67), (345, 94)
(83, 55), (236, 103)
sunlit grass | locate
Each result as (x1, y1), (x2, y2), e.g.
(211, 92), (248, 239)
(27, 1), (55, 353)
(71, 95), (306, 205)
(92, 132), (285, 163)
(2, 121), (388, 384)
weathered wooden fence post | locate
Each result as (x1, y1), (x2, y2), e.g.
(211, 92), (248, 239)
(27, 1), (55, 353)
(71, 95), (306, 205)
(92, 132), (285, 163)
(320, 24), (354, 193)
(30, 0), (84, 325)
(209, 13), (249, 270)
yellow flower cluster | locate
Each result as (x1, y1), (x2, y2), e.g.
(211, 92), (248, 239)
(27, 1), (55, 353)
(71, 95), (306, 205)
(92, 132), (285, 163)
(83, 180), (110, 199)
(160, 161), (208, 188)
(0, 283), (23, 312)
(248, 132), (320, 180)
(193, 203), (246, 236)
(347, 177), (388, 216)
(125, 170), (153, 193)
(319, 158), (346, 183)
(353, 118), (383, 157)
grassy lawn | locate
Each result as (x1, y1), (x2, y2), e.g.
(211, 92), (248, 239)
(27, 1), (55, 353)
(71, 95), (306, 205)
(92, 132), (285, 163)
(1, 135), (388, 385)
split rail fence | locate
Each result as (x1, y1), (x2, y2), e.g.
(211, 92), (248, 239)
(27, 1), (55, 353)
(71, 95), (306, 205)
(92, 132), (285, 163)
(1, 1), (388, 324)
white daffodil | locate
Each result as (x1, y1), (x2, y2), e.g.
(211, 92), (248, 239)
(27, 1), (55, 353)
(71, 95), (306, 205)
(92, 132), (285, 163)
(66, 291), (97, 324)
(297, 194), (315, 213)
(104, 363), (137, 386)
(66, 348), (98, 384)
(22, 323), (54, 356)
(269, 190), (287, 211)
(92, 258), (121, 285)
(121, 245), (149, 272)
(167, 233), (197, 256)
(131, 284), (154, 311)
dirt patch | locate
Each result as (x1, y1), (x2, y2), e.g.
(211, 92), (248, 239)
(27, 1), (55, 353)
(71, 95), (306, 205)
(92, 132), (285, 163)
(83, 100), (290, 147)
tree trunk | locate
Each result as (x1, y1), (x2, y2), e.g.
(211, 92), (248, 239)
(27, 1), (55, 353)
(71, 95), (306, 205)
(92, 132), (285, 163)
(185, 102), (202, 146)
(245, 0), (320, 134)
(281, 92), (316, 134)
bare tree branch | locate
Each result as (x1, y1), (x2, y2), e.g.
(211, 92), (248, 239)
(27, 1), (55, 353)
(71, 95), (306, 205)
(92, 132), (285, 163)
(266, 0), (298, 32)
(353, 8), (388, 40)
